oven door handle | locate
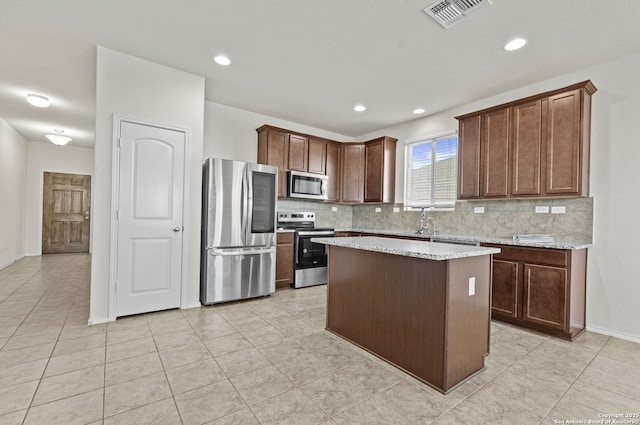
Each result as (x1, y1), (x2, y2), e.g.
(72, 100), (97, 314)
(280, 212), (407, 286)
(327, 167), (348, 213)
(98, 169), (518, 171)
(296, 231), (335, 237)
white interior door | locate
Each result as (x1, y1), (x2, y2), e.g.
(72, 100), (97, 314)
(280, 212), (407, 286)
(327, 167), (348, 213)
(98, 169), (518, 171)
(115, 121), (186, 317)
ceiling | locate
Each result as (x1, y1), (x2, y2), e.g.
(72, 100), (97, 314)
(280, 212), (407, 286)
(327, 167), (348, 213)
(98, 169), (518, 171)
(2, 0), (640, 148)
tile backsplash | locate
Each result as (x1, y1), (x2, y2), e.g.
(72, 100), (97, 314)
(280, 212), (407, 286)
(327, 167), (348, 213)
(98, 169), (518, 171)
(278, 197), (593, 243)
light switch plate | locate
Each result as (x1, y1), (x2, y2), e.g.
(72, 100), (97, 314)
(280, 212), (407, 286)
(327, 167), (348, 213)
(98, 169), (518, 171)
(551, 206), (566, 214)
(468, 277), (476, 296)
(331, 206), (338, 212)
(375, 207), (382, 213)
(535, 206), (550, 214)
(393, 207), (400, 213)
(474, 207), (485, 213)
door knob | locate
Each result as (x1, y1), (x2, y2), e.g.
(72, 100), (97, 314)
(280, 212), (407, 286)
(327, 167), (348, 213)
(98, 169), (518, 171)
(173, 227), (181, 232)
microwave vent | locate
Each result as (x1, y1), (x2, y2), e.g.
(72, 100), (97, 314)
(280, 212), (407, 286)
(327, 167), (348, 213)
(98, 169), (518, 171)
(424, 0), (492, 29)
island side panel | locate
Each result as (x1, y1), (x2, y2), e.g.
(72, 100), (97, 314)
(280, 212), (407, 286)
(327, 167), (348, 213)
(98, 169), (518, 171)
(326, 245), (448, 391)
(444, 255), (491, 391)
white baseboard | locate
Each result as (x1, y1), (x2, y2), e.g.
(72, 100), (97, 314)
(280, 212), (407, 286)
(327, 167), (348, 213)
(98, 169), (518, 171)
(586, 325), (640, 344)
(183, 302), (202, 310)
(0, 255), (24, 270)
(87, 317), (113, 326)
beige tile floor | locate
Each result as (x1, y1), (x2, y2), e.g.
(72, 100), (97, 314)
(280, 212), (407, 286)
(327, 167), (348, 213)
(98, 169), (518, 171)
(1, 254), (639, 425)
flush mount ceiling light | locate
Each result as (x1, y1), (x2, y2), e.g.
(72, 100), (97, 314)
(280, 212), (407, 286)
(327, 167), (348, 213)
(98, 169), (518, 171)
(45, 129), (72, 146)
(214, 55), (231, 66)
(503, 38), (527, 51)
(354, 104), (366, 112)
(413, 108), (426, 114)
(26, 93), (50, 108)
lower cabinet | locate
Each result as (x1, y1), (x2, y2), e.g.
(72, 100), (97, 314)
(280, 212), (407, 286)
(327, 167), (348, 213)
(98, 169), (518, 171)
(484, 244), (587, 340)
(276, 232), (294, 289)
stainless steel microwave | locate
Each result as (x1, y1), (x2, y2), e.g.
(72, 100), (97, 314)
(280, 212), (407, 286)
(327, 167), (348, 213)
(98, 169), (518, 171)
(287, 170), (328, 201)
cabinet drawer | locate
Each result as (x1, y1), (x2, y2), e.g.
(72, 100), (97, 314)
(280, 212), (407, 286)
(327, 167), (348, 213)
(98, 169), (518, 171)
(485, 244), (567, 267)
(277, 232), (294, 243)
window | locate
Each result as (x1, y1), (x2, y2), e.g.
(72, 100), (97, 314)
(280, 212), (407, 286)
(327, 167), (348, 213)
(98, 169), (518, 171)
(405, 133), (458, 209)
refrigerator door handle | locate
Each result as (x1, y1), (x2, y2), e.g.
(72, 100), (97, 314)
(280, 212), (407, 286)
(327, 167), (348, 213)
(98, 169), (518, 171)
(208, 247), (275, 256)
(244, 169), (254, 242)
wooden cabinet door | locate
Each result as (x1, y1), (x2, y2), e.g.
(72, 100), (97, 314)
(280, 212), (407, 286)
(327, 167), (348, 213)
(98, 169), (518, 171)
(364, 139), (383, 202)
(257, 128), (288, 198)
(326, 142), (341, 202)
(341, 144), (365, 203)
(276, 232), (294, 288)
(288, 134), (308, 171)
(457, 115), (481, 199)
(522, 263), (568, 330)
(491, 259), (519, 319)
(545, 89), (582, 195)
(511, 100), (544, 196)
(307, 139), (326, 174)
(482, 109), (510, 198)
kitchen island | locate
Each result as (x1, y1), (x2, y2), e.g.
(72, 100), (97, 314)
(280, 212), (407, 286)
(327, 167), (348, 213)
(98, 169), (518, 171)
(312, 236), (500, 394)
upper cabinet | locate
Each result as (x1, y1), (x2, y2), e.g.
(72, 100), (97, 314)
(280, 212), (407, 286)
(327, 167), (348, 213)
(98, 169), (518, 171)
(257, 126), (289, 198)
(257, 125), (397, 204)
(325, 142), (341, 202)
(287, 134), (308, 172)
(307, 138), (327, 175)
(456, 80), (596, 200)
(341, 144), (365, 203)
(364, 136), (397, 203)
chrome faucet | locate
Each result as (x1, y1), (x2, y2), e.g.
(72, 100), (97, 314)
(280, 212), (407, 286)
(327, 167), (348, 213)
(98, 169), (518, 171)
(418, 208), (437, 236)
(418, 208), (427, 234)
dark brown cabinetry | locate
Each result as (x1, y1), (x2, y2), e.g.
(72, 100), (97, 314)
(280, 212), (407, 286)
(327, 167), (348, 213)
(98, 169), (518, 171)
(341, 144), (365, 203)
(257, 126), (289, 198)
(482, 108), (510, 198)
(308, 139), (326, 175)
(457, 115), (481, 199)
(484, 243), (586, 340)
(364, 136), (397, 203)
(287, 134), (308, 172)
(456, 80), (596, 200)
(275, 232), (294, 288)
(325, 142), (341, 202)
(257, 125), (396, 204)
(511, 100), (543, 196)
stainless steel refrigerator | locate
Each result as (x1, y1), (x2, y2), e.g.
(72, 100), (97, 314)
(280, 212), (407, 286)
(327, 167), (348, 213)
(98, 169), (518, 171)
(200, 158), (277, 304)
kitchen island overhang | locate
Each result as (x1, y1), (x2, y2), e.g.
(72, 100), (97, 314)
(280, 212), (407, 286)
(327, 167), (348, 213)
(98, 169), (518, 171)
(312, 236), (500, 394)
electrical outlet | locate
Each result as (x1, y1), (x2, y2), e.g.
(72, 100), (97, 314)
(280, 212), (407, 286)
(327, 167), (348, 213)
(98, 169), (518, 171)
(551, 206), (566, 214)
(331, 206), (338, 212)
(535, 206), (550, 214)
(375, 207), (382, 213)
(393, 207), (400, 213)
(468, 277), (476, 296)
(474, 207), (485, 213)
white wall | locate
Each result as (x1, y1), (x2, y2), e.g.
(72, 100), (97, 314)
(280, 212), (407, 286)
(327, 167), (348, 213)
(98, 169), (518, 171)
(90, 47), (205, 324)
(203, 101), (353, 162)
(0, 117), (27, 269)
(358, 52), (640, 342)
(23, 141), (94, 256)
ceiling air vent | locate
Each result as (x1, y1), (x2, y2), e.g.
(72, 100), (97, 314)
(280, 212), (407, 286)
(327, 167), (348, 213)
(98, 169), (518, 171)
(424, 0), (492, 29)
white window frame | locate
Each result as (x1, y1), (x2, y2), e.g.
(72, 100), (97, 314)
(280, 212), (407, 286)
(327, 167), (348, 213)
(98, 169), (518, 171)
(404, 131), (458, 211)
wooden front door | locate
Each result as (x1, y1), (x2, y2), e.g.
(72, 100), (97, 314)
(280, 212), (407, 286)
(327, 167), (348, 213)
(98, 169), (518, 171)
(42, 172), (91, 254)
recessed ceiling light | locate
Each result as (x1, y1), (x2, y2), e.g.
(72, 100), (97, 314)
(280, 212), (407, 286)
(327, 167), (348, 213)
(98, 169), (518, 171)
(214, 55), (231, 66)
(27, 93), (50, 108)
(503, 38), (527, 51)
(413, 108), (425, 114)
(45, 129), (71, 146)
(354, 104), (366, 112)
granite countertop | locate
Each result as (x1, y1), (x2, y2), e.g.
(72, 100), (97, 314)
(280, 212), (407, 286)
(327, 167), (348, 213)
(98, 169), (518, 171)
(312, 236), (501, 261)
(276, 229), (296, 233)
(334, 228), (591, 250)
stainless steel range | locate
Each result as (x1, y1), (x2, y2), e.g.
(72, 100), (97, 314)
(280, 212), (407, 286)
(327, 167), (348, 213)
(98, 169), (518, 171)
(277, 212), (334, 289)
